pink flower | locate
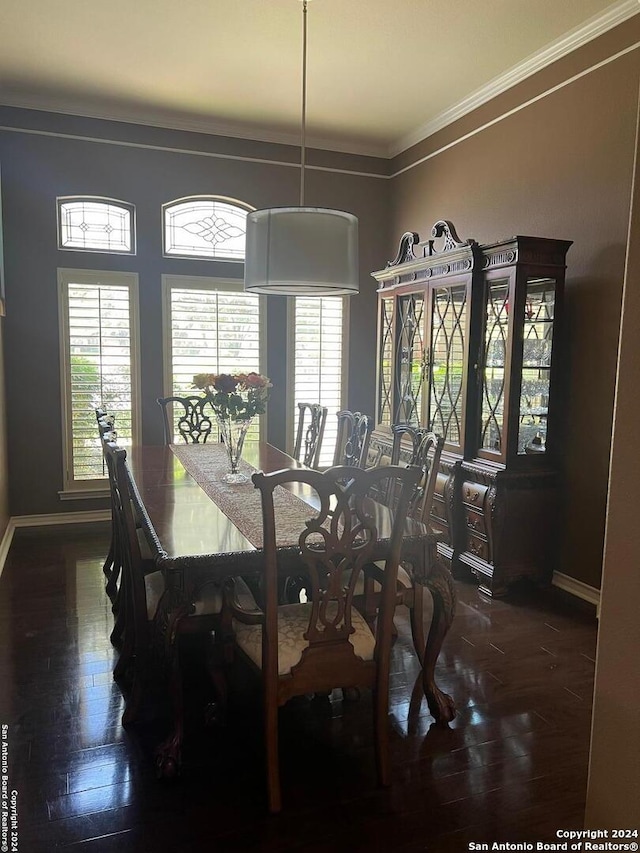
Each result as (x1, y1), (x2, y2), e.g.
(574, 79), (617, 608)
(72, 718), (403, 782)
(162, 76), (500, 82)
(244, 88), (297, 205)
(245, 372), (271, 389)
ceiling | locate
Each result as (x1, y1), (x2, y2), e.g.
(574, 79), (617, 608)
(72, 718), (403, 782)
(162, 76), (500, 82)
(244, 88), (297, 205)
(0, 0), (636, 158)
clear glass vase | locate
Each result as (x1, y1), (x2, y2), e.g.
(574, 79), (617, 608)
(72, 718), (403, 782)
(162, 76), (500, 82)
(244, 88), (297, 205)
(216, 415), (254, 484)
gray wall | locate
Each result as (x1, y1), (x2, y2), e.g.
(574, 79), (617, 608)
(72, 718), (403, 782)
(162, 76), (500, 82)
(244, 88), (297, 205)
(0, 108), (390, 516)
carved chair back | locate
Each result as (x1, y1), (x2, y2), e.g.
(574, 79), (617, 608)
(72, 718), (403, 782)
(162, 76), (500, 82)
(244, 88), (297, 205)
(157, 395), (214, 445)
(332, 409), (374, 468)
(231, 463), (421, 812)
(360, 425), (446, 672)
(292, 402), (328, 468)
(390, 425), (444, 523)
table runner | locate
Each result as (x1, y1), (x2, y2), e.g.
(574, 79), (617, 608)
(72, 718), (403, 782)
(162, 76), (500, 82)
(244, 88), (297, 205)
(171, 443), (315, 549)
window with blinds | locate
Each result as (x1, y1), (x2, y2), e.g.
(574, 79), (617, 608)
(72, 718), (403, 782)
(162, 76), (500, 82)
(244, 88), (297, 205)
(58, 269), (139, 490)
(165, 279), (263, 441)
(292, 297), (346, 468)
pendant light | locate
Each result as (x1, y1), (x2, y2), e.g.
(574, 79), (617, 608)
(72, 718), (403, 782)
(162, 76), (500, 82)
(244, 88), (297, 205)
(244, 0), (359, 296)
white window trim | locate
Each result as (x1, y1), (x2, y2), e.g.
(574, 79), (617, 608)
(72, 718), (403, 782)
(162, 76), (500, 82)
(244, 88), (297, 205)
(285, 296), (350, 458)
(161, 274), (268, 441)
(56, 196), (137, 255)
(58, 268), (141, 498)
(161, 195), (254, 263)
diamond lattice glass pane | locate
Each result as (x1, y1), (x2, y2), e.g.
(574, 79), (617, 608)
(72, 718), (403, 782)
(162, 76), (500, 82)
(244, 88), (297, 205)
(294, 297), (344, 468)
(396, 294), (425, 425)
(480, 280), (509, 452)
(164, 199), (248, 259)
(518, 278), (556, 454)
(428, 285), (467, 446)
(170, 286), (261, 441)
(58, 199), (134, 253)
(67, 283), (133, 480)
(378, 298), (394, 426)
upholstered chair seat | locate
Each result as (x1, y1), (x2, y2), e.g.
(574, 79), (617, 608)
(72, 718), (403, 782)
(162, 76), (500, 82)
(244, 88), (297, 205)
(233, 601), (376, 676)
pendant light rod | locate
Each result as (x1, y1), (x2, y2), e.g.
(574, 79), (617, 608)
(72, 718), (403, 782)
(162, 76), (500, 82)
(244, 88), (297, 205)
(300, 0), (308, 207)
(243, 0), (359, 297)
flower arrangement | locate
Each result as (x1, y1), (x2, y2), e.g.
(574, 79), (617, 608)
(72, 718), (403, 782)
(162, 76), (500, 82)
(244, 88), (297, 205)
(192, 371), (272, 422)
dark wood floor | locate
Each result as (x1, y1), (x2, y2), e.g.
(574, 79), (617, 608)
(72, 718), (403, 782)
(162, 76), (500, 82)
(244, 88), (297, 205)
(0, 524), (597, 852)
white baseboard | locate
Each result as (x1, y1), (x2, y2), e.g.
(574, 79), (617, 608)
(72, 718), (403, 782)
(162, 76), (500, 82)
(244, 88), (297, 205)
(0, 510), (110, 580)
(553, 570), (601, 616)
(0, 519), (16, 581)
(11, 510), (110, 528)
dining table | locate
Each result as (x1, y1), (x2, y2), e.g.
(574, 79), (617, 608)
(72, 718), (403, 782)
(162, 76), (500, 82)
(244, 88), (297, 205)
(125, 439), (457, 775)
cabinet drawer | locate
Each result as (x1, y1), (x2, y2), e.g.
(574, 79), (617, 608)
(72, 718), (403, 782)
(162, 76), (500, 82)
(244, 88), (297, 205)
(464, 507), (486, 537)
(464, 532), (490, 563)
(462, 481), (489, 508)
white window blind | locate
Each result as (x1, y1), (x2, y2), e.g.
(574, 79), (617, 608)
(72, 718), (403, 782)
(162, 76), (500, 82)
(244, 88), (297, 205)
(293, 297), (345, 467)
(167, 283), (262, 441)
(59, 270), (138, 489)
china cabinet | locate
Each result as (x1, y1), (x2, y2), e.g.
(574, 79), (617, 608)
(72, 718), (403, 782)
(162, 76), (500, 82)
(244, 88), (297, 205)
(370, 221), (571, 596)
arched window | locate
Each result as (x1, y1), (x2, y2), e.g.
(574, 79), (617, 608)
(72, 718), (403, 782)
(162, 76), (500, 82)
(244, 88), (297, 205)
(162, 196), (252, 260)
(57, 197), (135, 254)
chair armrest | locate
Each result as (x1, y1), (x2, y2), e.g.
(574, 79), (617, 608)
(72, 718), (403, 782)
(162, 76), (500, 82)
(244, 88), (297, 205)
(223, 577), (265, 625)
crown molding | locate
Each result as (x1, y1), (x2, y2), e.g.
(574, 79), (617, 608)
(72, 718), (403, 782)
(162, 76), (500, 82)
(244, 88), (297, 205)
(390, 0), (640, 158)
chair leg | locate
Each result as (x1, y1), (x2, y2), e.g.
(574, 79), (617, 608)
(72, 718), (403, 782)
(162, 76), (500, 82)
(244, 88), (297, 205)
(121, 663), (144, 726)
(102, 541), (115, 585)
(363, 574), (377, 622)
(408, 581), (427, 666)
(113, 606), (134, 681)
(373, 682), (391, 788)
(110, 584), (126, 647)
(106, 559), (121, 609)
(265, 692), (281, 813)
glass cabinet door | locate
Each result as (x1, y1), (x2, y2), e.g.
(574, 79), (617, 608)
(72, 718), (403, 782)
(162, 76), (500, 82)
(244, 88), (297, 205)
(395, 292), (425, 425)
(479, 278), (510, 455)
(377, 297), (395, 426)
(428, 283), (468, 450)
(518, 277), (556, 455)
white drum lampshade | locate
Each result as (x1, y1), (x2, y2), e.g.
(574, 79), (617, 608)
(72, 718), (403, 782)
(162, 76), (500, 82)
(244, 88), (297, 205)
(244, 206), (359, 296)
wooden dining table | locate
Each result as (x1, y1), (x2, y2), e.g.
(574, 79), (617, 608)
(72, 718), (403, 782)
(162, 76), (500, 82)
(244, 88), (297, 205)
(125, 440), (457, 774)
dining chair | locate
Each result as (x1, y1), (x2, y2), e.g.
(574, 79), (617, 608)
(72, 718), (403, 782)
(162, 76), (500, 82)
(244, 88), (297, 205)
(224, 463), (421, 812)
(101, 431), (149, 661)
(95, 408), (120, 606)
(332, 409), (374, 468)
(363, 425), (445, 664)
(292, 402), (327, 468)
(102, 440), (225, 752)
(157, 395), (215, 444)
(96, 408), (151, 646)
